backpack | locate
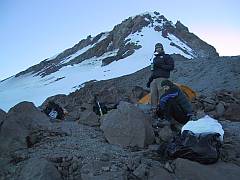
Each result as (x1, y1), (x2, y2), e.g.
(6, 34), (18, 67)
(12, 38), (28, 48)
(166, 130), (222, 164)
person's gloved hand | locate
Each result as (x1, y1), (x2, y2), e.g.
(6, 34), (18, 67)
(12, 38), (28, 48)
(146, 81), (151, 88)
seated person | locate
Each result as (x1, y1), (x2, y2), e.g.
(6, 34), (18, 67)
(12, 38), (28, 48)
(157, 80), (193, 125)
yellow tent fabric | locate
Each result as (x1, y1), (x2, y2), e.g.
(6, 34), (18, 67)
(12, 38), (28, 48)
(138, 83), (197, 104)
(138, 93), (151, 104)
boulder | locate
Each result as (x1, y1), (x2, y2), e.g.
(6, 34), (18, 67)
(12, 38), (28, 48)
(220, 121), (240, 165)
(156, 125), (173, 142)
(148, 163), (174, 180)
(174, 158), (240, 180)
(95, 87), (124, 109)
(224, 103), (240, 121)
(0, 101), (50, 154)
(100, 101), (154, 148)
(66, 103), (93, 121)
(19, 158), (62, 180)
(78, 111), (100, 126)
(215, 102), (225, 117)
(132, 163), (149, 179)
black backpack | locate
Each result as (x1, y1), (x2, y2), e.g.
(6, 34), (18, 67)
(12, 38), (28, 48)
(166, 130), (222, 164)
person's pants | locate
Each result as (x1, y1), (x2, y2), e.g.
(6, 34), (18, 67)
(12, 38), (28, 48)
(150, 77), (167, 107)
(165, 99), (190, 125)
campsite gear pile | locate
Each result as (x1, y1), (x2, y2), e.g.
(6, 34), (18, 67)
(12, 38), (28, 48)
(138, 80), (225, 164)
(166, 130), (222, 164)
(166, 115), (224, 164)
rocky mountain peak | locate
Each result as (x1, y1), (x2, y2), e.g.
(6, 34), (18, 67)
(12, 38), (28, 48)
(15, 11), (218, 78)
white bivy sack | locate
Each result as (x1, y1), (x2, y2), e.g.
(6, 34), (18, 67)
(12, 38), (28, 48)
(181, 115), (224, 141)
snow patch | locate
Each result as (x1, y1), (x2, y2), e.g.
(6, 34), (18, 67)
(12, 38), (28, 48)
(127, 25), (194, 59)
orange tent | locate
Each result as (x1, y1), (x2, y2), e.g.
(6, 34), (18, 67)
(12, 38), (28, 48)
(138, 83), (197, 104)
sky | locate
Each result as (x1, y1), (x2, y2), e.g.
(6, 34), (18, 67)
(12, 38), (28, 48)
(0, 0), (240, 80)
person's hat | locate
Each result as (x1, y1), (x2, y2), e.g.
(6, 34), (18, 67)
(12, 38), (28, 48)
(155, 43), (163, 50)
(161, 79), (173, 87)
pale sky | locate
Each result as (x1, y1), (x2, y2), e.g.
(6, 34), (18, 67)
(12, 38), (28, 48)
(0, 0), (239, 80)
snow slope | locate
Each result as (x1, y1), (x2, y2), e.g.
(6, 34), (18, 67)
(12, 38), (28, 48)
(0, 15), (195, 111)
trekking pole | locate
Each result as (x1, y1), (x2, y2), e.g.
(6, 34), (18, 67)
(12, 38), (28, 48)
(97, 101), (103, 116)
(94, 94), (104, 116)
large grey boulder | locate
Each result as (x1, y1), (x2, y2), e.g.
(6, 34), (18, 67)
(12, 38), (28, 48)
(100, 101), (154, 148)
(19, 158), (62, 180)
(0, 101), (50, 154)
(174, 158), (240, 180)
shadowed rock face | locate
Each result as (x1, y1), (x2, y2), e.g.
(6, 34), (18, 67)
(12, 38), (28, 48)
(15, 12), (218, 78)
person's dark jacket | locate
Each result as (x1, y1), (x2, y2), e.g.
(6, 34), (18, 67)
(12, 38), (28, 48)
(158, 84), (193, 124)
(147, 53), (174, 87)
